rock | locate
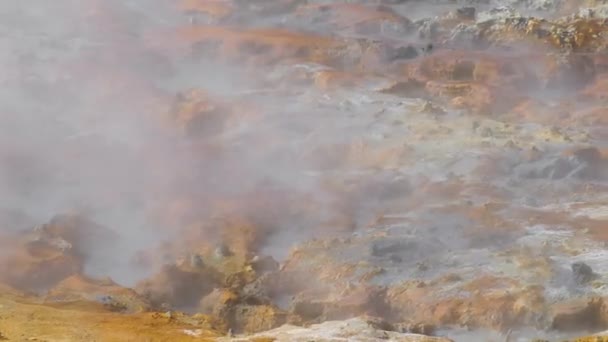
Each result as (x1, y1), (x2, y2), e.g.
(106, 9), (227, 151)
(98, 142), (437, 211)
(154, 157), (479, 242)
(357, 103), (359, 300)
(199, 288), (239, 316)
(168, 88), (231, 138)
(45, 274), (150, 313)
(214, 243), (234, 260)
(515, 146), (608, 181)
(394, 322), (437, 336)
(250, 255), (279, 274)
(288, 285), (391, 324)
(370, 239), (415, 258)
(386, 45), (419, 61)
(572, 262), (596, 285)
(551, 297), (608, 331)
(33, 215), (118, 255)
(230, 304), (286, 334)
(217, 317), (454, 341)
(290, 298), (326, 322)
(240, 274), (275, 303)
(189, 253), (205, 269)
(135, 264), (222, 309)
(3, 0), (608, 340)
(571, 330), (608, 341)
(0, 221), (90, 292)
(456, 7), (476, 20)
(178, 0), (235, 21)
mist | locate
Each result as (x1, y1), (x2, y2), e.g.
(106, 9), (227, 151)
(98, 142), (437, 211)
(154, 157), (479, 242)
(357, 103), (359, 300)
(0, 0), (382, 287)
(0, 1), (607, 341)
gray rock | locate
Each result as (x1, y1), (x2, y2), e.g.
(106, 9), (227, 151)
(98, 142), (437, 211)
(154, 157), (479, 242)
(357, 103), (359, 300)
(214, 243), (233, 259)
(189, 253), (204, 269)
(456, 7), (476, 20)
(572, 262), (596, 285)
(386, 45), (419, 61)
(250, 255), (279, 274)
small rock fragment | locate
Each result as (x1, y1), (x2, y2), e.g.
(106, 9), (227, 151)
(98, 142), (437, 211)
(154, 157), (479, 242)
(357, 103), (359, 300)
(250, 255), (279, 274)
(386, 45), (419, 61)
(214, 243), (233, 259)
(189, 253), (204, 269)
(395, 321), (436, 336)
(423, 43), (433, 54)
(551, 297), (606, 331)
(389, 254), (403, 263)
(572, 262), (595, 284)
(456, 7), (476, 20)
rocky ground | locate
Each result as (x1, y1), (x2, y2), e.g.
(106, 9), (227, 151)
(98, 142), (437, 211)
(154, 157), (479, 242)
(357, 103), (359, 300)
(0, 0), (608, 341)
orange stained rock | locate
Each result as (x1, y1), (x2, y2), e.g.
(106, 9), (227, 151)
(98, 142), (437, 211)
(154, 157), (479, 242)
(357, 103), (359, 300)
(35, 214), (118, 251)
(461, 83), (528, 114)
(580, 73), (608, 100)
(295, 3), (410, 28)
(136, 263), (223, 308)
(399, 51), (517, 83)
(551, 19), (608, 51)
(426, 81), (499, 114)
(170, 88), (225, 135)
(551, 297), (608, 331)
(151, 25), (340, 65)
(541, 55), (597, 92)
(573, 336), (608, 342)
(218, 216), (266, 259)
(461, 183), (512, 202)
(418, 54), (478, 82)
(0, 253), (82, 292)
(0, 291), (221, 341)
(386, 280), (432, 307)
(158, 189), (324, 264)
(561, 145), (608, 160)
(304, 140), (411, 170)
(426, 285), (545, 330)
(395, 51), (545, 103)
(462, 275), (519, 292)
(406, 180), (465, 206)
(48, 274), (123, 295)
(324, 285), (390, 319)
(168, 88), (260, 138)
(234, 305), (287, 334)
(178, 0), (234, 18)
(174, 217), (266, 264)
(199, 288), (239, 311)
(0, 231), (84, 291)
(516, 207), (608, 242)
(509, 98), (557, 123)
(593, 54), (608, 73)
(439, 203), (520, 236)
(570, 106), (608, 127)
(425, 81), (475, 98)
(557, 0), (589, 16)
(508, 247), (555, 281)
(45, 274), (151, 313)
(313, 70), (361, 90)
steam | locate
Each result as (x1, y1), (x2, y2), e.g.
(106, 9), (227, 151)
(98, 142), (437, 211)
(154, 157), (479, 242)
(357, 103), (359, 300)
(0, 0), (361, 287)
(0, 0), (191, 285)
(0, 5), (602, 327)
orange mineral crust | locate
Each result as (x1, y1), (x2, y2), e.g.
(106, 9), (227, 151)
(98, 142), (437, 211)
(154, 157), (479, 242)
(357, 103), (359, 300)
(1, 0), (608, 341)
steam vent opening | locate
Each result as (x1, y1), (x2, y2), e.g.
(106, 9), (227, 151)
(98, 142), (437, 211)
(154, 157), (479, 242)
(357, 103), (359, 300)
(1, 0), (608, 341)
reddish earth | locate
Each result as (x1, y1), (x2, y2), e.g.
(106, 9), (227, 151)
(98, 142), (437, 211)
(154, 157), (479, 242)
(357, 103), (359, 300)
(0, 0), (608, 341)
